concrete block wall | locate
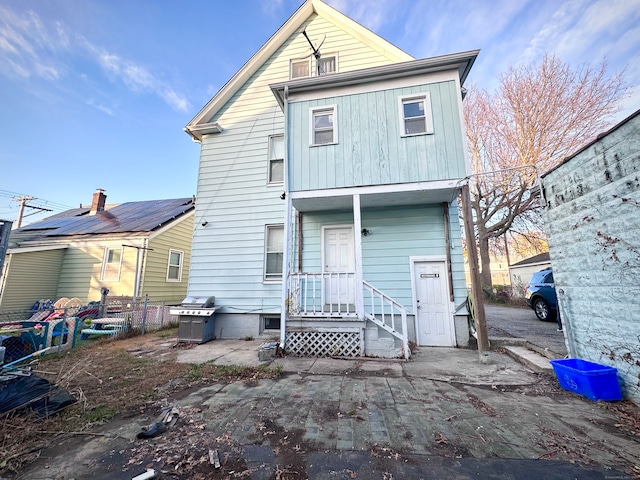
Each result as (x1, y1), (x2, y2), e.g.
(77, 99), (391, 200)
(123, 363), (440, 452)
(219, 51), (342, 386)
(542, 111), (640, 405)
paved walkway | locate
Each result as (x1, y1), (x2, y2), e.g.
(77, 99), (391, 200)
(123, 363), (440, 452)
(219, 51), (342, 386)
(168, 340), (638, 479)
(22, 340), (639, 479)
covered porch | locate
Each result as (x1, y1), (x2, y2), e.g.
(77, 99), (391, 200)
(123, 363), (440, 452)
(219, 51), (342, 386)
(279, 181), (462, 359)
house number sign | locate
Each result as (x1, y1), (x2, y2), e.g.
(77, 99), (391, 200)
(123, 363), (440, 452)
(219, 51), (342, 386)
(420, 273), (439, 278)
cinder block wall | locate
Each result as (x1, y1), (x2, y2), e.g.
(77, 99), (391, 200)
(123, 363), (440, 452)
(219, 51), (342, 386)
(542, 111), (640, 405)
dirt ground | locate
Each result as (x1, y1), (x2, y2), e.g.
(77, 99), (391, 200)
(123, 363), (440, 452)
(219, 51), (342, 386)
(0, 329), (282, 478)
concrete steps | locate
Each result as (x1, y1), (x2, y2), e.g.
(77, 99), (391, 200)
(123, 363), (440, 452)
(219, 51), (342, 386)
(490, 337), (565, 374)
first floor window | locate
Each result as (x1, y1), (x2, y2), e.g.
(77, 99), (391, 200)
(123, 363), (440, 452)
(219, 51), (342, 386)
(265, 225), (284, 281)
(167, 249), (184, 281)
(102, 247), (122, 281)
(399, 93), (433, 136)
(262, 315), (281, 330)
(311, 106), (336, 146)
(268, 135), (284, 184)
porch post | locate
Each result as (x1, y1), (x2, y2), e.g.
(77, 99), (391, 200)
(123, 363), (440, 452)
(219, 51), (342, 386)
(353, 194), (364, 320)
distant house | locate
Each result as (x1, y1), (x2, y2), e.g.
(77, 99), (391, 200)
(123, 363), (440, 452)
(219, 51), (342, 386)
(184, 0), (478, 358)
(541, 108), (640, 404)
(0, 190), (195, 315)
(508, 252), (551, 295)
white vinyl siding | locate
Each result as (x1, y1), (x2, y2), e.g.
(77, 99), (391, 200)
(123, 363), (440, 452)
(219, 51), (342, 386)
(101, 247), (122, 281)
(310, 105), (337, 146)
(399, 93), (433, 136)
(264, 225), (284, 281)
(189, 13), (412, 309)
(167, 249), (184, 282)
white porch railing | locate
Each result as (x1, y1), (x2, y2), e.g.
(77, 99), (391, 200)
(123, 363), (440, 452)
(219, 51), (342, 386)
(363, 281), (410, 360)
(287, 273), (410, 359)
(288, 272), (357, 317)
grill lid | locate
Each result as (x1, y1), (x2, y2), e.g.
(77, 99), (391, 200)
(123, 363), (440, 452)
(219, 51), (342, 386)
(181, 296), (215, 308)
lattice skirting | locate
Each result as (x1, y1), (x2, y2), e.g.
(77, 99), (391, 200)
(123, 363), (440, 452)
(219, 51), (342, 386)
(285, 328), (362, 357)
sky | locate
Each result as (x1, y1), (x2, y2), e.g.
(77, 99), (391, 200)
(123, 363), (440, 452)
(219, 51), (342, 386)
(1, 0), (639, 225)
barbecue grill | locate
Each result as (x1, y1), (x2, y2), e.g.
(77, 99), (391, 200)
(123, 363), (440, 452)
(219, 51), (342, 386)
(170, 296), (217, 343)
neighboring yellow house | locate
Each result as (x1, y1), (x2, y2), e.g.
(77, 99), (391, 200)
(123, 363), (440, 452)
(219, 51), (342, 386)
(0, 190), (195, 315)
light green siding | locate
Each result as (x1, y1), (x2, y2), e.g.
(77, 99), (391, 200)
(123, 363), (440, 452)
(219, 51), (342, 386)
(297, 204), (466, 311)
(143, 214), (194, 304)
(190, 13), (410, 310)
(288, 80), (465, 191)
(0, 248), (66, 314)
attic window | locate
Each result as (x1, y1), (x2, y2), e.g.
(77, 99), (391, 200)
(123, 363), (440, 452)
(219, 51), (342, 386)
(317, 55), (336, 75)
(291, 59), (310, 79)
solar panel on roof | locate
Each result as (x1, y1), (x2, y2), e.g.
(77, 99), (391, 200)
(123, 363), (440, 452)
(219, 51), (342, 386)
(17, 198), (193, 237)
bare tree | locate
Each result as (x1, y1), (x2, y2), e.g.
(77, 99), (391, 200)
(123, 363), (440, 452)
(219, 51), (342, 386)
(465, 54), (628, 287)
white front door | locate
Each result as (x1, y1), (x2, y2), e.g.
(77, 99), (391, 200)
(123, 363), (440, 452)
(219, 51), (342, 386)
(323, 226), (355, 306)
(413, 260), (454, 346)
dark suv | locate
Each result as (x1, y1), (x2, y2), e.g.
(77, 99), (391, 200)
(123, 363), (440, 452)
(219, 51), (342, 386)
(524, 268), (558, 321)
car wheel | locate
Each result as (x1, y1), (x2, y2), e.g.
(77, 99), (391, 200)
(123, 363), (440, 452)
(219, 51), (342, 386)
(533, 298), (556, 321)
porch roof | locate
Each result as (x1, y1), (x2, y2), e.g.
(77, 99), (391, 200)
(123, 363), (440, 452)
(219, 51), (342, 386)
(290, 180), (461, 212)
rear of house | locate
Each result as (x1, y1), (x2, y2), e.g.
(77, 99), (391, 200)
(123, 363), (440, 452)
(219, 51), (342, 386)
(184, 0), (477, 357)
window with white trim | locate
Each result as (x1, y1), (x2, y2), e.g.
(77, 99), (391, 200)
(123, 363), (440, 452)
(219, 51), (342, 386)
(316, 55), (336, 75)
(101, 247), (122, 281)
(399, 93), (434, 136)
(166, 249), (184, 282)
(310, 106), (336, 146)
(267, 135), (284, 184)
(264, 225), (284, 281)
(290, 59), (310, 79)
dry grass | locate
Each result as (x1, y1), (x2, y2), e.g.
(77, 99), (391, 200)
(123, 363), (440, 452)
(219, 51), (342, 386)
(0, 328), (281, 476)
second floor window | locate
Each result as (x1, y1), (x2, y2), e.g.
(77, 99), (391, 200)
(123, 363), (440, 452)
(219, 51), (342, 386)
(101, 247), (122, 281)
(310, 106), (336, 146)
(268, 135), (284, 184)
(399, 93), (434, 136)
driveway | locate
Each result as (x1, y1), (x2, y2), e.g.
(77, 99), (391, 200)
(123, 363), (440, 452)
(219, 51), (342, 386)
(485, 304), (567, 356)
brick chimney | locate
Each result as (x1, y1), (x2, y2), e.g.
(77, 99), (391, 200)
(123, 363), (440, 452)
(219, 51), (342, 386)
(90, 189), (107, 214)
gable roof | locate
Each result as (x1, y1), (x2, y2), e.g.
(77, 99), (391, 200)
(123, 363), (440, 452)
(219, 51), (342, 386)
(11, 198), (195, 243)
(270, 50), (479, 108)
(185, 0), (413, 141)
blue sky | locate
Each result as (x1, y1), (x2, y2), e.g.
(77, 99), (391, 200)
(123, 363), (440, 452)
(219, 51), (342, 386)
(1, 0), (639, 225)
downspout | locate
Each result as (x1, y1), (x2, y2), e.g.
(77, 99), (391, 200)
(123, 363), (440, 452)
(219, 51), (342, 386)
(279, 85), (291, 348)
(442, 202), (454, 302)
(137, 238), (149, 299)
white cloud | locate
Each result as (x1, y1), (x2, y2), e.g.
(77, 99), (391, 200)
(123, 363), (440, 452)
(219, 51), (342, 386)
(0, 5), (191, 113)
(0, 5), (64, 79)
(326, 0), (398, 32)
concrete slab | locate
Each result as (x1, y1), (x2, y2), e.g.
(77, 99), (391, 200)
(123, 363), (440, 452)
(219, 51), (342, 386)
(503, 345), (554, 373)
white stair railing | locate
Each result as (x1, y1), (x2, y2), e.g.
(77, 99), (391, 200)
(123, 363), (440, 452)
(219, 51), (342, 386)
(363, 281), (410, 359)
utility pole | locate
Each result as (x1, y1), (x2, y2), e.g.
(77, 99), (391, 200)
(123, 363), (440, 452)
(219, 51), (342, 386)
(0, 219), (13, 277)
(11, 196), (52, 229)
(460, 183), (490, 358)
